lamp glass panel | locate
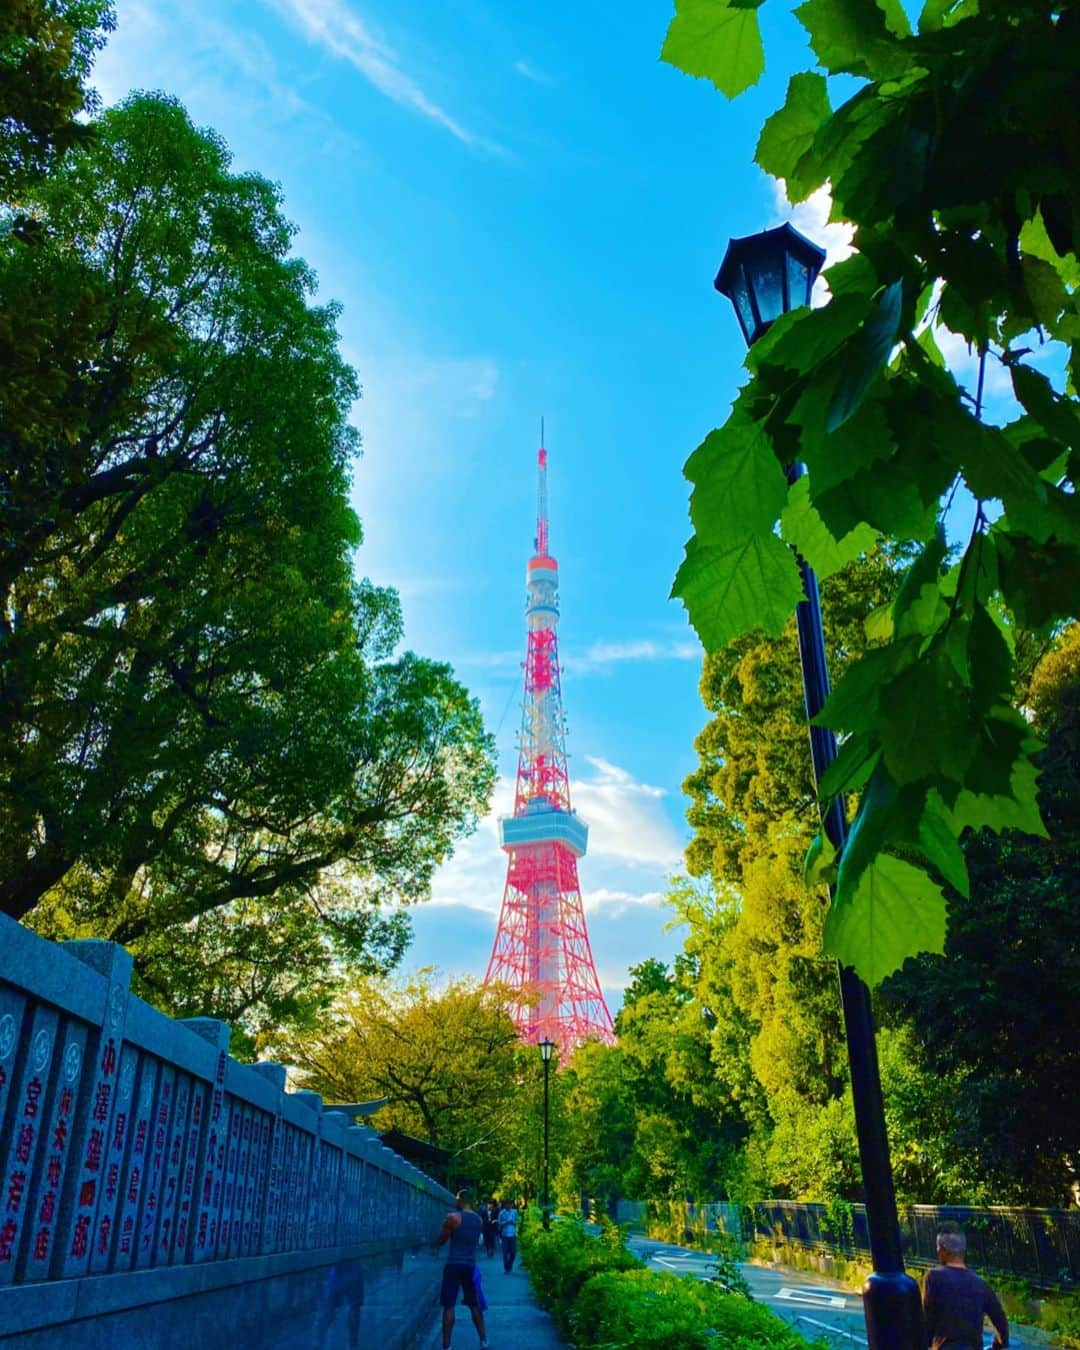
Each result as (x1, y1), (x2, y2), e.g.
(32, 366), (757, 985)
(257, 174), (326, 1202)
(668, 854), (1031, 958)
(730, 267), (757, 343)
(787, 254), (812, 308)
(751, 252), (785, 327)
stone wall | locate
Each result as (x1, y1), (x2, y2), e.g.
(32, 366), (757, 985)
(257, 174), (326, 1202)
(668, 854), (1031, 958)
(0, 913), (452, 1347)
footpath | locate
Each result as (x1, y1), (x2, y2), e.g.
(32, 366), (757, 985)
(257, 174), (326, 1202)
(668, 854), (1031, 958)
(422, 1254), (562, 1350)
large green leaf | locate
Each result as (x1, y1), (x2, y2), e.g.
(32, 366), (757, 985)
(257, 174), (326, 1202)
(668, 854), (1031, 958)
(947, 752), (1049, 839)
(800, 397), (895, 496)
(892, 528), (947, 637)
(661, 0), (766, 97)
(879, 648), (977, 785)
(755, 73), (830, 203)
(687, 412), (789, 549)
(780, 474), (877, 578)
(826, 281), (903, 432)
(671, 531), (804, 650)
(818, 734), (881, 800)
(751, 292), (871, 377)
(824, 852), (947, 986)
(814, 458), (940, 542)
(1011, 365), (1080, 452)
(993, 530), (1080, 629)
(814, 638), (919, 734)
(915, 790), (970, 896)
(804, 830), (838, 888)
(795, 0), (913, 79)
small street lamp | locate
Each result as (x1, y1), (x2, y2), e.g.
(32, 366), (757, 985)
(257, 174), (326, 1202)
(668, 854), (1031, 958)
(538, 1037), (555, 1229)
(714, 224), (926, 1350)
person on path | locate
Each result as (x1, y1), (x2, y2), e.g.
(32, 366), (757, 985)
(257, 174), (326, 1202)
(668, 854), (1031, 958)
(497, 1199), (519, 1273)
(482, 1199), (499, 1259)
(923, 1224), (1009, 1349)
(436, 1189), (490, 1350)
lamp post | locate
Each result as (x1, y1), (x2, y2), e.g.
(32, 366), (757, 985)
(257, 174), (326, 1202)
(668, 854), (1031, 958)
(538, 1037), (555, 1229)
(714, 224), (925, 1350)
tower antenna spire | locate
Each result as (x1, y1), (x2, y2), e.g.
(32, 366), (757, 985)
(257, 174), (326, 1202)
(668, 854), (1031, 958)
(536, 418), (549, 558)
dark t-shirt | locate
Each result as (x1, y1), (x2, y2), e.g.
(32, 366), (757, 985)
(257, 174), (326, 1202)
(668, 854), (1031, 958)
(923, 1264), (1009, 1349)
(446, 1209), (484, 1266)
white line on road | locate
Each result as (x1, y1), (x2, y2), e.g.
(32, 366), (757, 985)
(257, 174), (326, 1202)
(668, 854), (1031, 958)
(776, 1287), (848, 1309)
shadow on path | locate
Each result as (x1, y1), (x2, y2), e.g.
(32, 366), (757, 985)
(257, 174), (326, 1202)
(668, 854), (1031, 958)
(421, 1254), (562, 1350)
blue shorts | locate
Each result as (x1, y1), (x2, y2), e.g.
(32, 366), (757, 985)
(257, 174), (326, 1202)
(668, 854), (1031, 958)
(440, 1262), (479, 1309)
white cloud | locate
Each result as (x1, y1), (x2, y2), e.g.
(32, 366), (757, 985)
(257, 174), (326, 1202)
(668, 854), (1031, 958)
(582, 887), (666, 917)
(264, 0), (503, 151)
(425, 756), (683, 921)
(571, 758), (683, 868)
(513, 59), (555, 86)
(93, 1), (312, 127)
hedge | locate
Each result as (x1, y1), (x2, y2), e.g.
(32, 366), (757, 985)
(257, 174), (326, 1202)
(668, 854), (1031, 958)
(520, 1216), (818, 1348)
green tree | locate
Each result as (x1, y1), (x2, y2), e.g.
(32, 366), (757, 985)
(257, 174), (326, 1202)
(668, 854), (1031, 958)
(678, 556), (893, 1174)
(881, 624), (1080, 1205)
(0, 94), (495, 1046)
(559, 956), (750, 1210)
(277, 973), (520, 1194)
(664, 0), (1080, 988)
(0, 0), (114, 198)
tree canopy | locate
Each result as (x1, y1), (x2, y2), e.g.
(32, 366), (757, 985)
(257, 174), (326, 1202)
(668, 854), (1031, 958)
(0, 0), (114, 198)
(278, 974), (521, 1193)
(1, 92), (495, 1050)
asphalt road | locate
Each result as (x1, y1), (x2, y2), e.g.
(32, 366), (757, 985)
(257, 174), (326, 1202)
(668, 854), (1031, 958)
(625, 1237), (1026, 1348)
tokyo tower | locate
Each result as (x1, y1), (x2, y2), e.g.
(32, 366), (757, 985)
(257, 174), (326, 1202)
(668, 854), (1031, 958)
(484, 435), (616, 1052)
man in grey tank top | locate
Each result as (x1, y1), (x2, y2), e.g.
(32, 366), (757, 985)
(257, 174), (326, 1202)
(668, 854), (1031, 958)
(436, 1189), (489, 1349)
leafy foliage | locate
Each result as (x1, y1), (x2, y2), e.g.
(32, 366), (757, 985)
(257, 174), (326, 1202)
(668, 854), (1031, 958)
(879, 624), (1080, 1205)
(0, 0), (114, 197)
(571, 1266), (814, 1350)
(558, 954), (752, 1208)
(1, 94), (495, 1042)
(521, 1217), (644, 1337)
(274, 974), (520, 1192)
(664, 0), (1080, 986)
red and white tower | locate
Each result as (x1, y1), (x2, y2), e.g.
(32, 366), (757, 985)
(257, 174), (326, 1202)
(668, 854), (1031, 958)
(484, 437), (615, 1052)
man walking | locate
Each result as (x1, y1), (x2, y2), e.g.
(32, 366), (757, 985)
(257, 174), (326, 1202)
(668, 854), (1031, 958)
(436, 1189), (489, 1350)
(497, 1199), (519, 1274)
(923, 1223), (1009, 1349)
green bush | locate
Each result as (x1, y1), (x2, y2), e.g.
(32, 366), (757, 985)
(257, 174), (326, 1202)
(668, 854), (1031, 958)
(520, 1216), (816, 1348)
(1041, 1290), (1080, 1348)
(520, 1216), (643, 1334)
(572, 1268), (818, 1349)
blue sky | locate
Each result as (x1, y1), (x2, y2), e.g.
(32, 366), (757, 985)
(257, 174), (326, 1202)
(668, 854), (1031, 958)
(90, 1), (889, 1011)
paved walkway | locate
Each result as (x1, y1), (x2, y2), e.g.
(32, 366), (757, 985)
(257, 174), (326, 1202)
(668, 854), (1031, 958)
(422, 1255), (561, 1350)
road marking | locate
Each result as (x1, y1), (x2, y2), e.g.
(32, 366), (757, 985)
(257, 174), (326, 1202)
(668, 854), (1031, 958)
(776, 1287), (848, 1309)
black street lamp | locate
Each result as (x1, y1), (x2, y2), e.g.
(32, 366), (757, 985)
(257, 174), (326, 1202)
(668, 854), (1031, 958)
(538, 1038), (555, 1229)
(714, 224), (925, 1350)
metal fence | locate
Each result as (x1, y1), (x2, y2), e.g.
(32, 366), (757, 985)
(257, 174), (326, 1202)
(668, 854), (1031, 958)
(747, 1201), (1080, 1290)
(0, 914), (452, 1290)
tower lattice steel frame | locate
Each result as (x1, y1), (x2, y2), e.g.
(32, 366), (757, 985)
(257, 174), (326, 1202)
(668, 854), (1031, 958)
(484, 439), (615, 1052)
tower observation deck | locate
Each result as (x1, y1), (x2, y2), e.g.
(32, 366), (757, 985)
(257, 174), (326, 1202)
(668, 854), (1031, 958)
(483, 437), (616, 1052)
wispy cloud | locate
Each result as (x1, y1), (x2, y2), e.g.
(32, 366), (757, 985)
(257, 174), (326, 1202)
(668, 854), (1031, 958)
(458, 637), (699, 677)
(583, 887), (665, 917)
(93, 0), (313, 127)
(513, 58), (555, 86)
(562, 638), (700, 674)
(265, 0), (502, 151)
